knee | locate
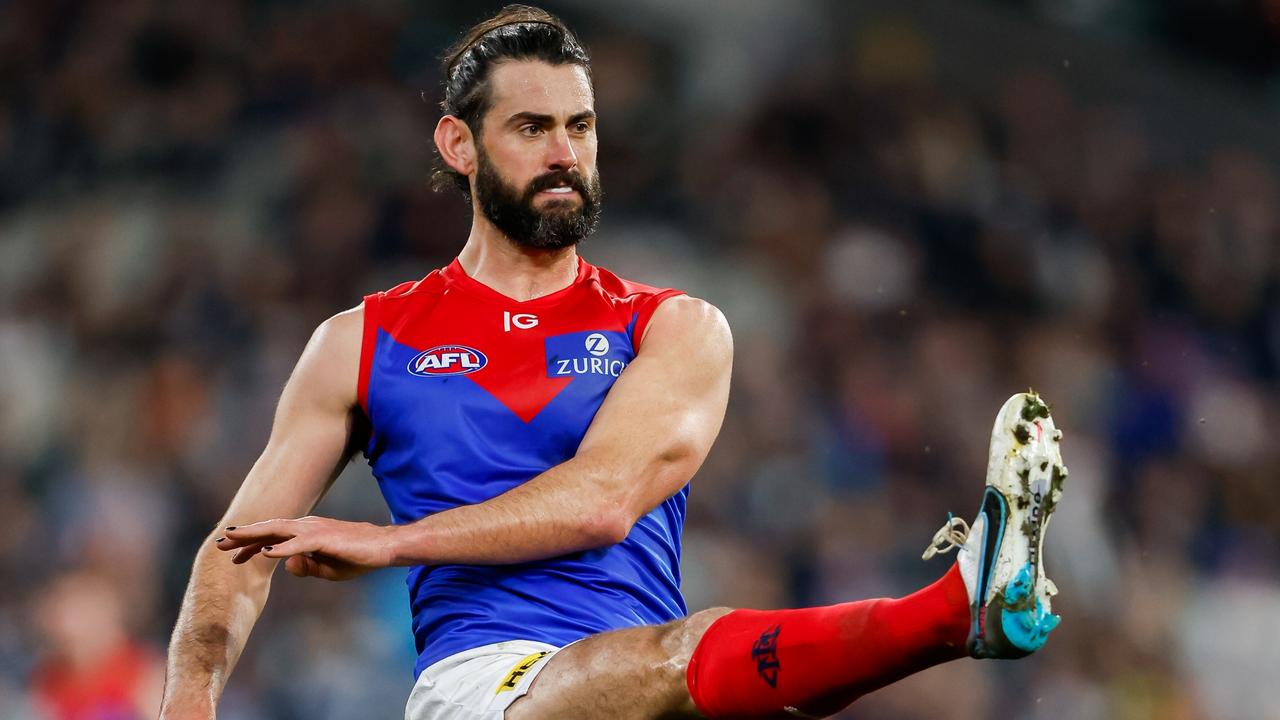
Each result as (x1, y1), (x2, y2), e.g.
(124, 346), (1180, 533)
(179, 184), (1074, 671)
(686, 606), (734, 637)
(662, 606), (734, 661)
(653, 607), (734, 715)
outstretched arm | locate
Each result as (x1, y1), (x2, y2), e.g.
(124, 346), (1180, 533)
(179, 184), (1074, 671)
(160, 308), (362, 719)
(223, 295), (732, 571)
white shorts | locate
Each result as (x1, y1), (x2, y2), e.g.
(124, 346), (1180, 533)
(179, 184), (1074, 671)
(404, 640), (564, 720)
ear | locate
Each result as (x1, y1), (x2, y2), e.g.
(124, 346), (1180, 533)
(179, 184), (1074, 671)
(434, 115), (476, 177)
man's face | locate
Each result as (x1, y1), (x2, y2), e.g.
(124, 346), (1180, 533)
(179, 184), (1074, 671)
(471, 61), (602, 250)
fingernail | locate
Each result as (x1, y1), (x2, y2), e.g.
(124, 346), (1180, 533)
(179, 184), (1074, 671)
(214, 537), (225, 543)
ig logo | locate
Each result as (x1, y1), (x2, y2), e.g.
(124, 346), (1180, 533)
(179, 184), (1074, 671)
(585, 333), (609, 356)
(503, 311), (539, 332)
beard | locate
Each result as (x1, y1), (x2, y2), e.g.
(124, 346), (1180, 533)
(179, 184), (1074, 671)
(473, 145), (603, 250)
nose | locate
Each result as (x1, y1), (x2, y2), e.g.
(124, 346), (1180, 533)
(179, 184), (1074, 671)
(545, 128), (578, 172)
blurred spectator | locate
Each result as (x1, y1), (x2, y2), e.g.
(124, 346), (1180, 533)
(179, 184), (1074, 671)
(28, 572), (163, 720)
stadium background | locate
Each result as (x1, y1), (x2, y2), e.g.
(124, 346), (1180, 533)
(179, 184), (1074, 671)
(2, 0), (1278, 718)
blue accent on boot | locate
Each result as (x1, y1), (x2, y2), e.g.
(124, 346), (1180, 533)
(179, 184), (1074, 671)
(1000, 563), (1061, 652)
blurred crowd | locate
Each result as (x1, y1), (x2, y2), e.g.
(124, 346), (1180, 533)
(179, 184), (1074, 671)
(1, 1), (1277, 719)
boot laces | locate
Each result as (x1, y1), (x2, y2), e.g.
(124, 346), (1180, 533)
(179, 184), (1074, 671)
(922, 513), (970, 561)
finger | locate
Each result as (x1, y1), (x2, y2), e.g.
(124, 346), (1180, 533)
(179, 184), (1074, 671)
(261, 537), (319, 559)
(231, 541), (273, 564)
(217, 532), (280, 548)
(311, 556), (359, 582)
(224, 519), (297, 542)
(314, 561), (350, 581)
(285, 554), (337, 579)
(216, 532), (290, 551)
(285, 554), (356, 581)
(285, 554), (317, 577)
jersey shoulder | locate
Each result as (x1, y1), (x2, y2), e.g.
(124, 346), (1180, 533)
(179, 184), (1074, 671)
(364, 268), (450, 324)
(369, 268), (449, 304)
(582, 261), (693, 349)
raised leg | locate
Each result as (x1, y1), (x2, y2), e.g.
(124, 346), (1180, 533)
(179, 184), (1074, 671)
(508, 565), (970, 719)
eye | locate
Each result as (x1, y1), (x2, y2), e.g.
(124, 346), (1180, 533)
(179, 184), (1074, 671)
(573, 121), (592, 133)
(520, 124), (543, 136)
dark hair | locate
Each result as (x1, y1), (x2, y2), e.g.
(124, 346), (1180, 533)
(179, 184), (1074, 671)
(431, 5), (592, 198)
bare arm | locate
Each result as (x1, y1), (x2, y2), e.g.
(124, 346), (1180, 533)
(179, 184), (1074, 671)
(392, 295), (732, 563)
(224, 295), (732, 568)
(159, 307), (362, 719)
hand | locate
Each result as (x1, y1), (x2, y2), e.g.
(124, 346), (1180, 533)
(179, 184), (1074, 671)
(215, 516), (395, 581)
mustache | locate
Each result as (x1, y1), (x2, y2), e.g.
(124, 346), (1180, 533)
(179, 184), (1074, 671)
(524, 170), (591, 199)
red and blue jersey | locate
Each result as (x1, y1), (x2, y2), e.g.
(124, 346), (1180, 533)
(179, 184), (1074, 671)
(358, 257), (688, 677)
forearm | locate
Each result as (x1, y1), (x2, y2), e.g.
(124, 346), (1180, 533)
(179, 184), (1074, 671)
(161, 535), (273, 717)
(389, 456), (633, 566)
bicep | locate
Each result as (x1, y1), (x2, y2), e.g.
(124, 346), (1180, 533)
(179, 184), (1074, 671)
(221, 306), (364, 526)
(576, 296), (733, 515)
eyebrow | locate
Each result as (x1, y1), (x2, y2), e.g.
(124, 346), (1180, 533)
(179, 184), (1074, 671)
(506, 110), (597, 126)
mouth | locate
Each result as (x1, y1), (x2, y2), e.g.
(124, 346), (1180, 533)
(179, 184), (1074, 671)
(536, 186), (579, 199)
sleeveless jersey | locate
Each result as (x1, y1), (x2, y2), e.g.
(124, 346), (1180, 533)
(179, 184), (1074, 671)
(358, 257), (689, 677)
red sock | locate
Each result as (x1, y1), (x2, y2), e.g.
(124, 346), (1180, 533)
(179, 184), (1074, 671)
(686, 564), (971, 718)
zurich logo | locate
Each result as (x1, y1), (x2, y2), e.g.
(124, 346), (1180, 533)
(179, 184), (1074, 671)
(549, 331), (628, 378)
(407, 345), (488, 376)
(585, 333), (610, 356)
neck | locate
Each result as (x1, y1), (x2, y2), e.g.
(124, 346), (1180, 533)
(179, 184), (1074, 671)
(456, 214), (580, 301)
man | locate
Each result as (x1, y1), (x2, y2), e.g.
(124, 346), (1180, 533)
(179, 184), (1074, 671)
(161, 6), (1067, 719)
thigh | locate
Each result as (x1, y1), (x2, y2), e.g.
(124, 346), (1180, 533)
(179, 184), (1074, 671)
(506, 608), (732, 720)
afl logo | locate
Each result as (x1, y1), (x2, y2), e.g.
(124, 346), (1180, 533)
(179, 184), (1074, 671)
(407, 345), (488, 376)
